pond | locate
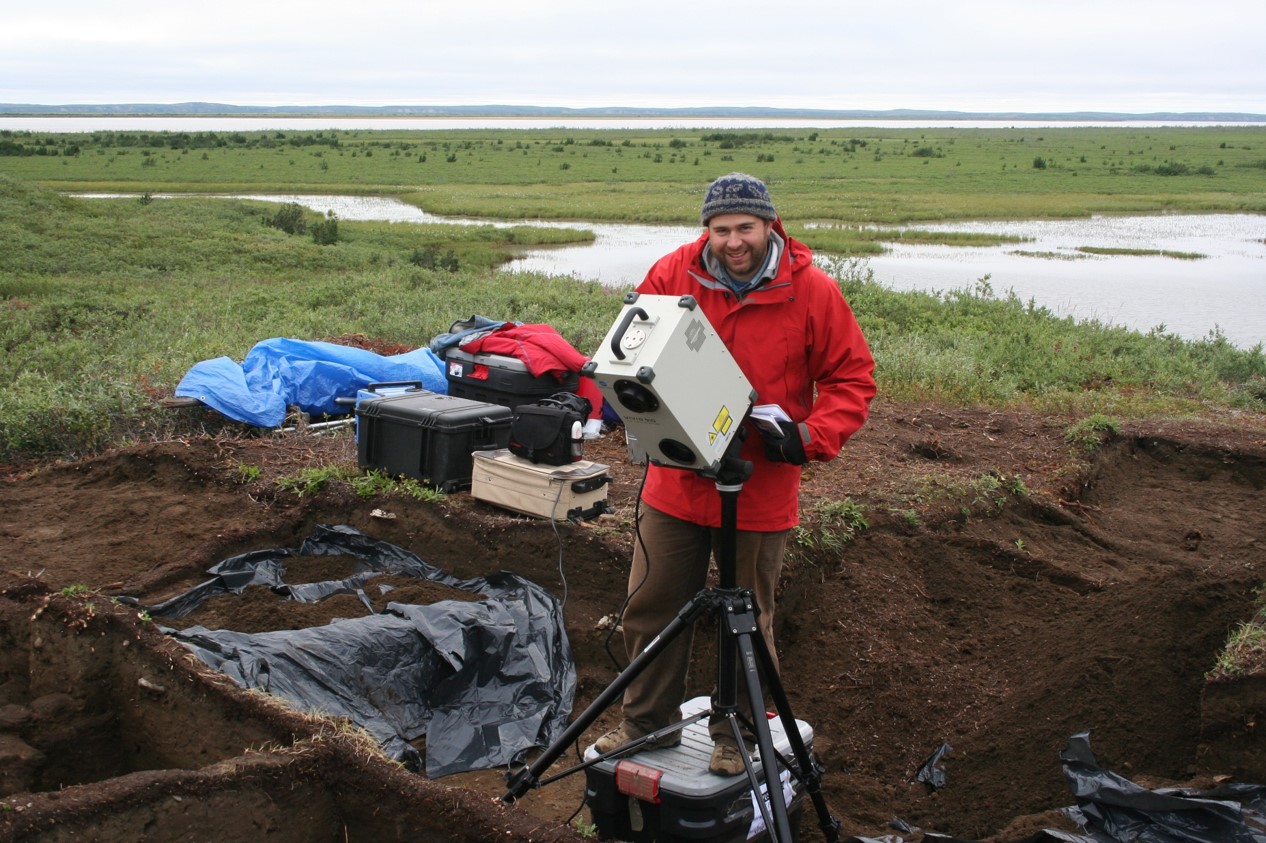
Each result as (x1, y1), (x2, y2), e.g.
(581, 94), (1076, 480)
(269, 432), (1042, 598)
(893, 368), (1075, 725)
(862, 214), (1266, 349)
(78, 193), (1266, 349)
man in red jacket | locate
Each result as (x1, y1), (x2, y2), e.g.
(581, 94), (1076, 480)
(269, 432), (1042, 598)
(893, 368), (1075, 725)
(594, 173), (876, 775)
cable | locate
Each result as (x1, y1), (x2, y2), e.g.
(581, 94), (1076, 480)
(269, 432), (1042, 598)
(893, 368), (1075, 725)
(548, 473), (568, 608)
(602, 457), (651, 672)
(563, 788), (589, 831)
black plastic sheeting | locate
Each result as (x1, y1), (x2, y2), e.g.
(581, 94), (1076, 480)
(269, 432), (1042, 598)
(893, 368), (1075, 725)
(916, 742), (953, 790)
(1059, 732), (1266, 843)
(142, 524), (576, 779)
(846, 733), (1266, 843)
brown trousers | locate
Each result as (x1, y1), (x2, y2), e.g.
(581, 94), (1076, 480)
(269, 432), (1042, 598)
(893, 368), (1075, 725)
(618, 505), (789, 741)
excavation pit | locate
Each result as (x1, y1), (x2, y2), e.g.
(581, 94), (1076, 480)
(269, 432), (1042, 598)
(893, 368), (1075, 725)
(2, 406), (1265, 841)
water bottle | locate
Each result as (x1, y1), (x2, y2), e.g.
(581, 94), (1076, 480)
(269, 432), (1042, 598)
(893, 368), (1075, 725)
(570, 420), (583, 461)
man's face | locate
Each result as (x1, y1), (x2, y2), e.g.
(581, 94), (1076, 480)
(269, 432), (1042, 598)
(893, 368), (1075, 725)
(705, 213), (773, 282)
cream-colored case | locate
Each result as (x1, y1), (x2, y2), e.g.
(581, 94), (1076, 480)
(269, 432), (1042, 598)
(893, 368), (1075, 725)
(471, 448), (611, 521)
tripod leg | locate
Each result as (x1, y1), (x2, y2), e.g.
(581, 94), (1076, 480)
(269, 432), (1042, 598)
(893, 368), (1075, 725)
(501, 589), (715, 803)
(726, 602), (797, 842)
(746, 613), (843, 843)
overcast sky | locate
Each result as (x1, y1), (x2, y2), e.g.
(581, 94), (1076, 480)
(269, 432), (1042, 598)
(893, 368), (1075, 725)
(3, 0), (1264, 113)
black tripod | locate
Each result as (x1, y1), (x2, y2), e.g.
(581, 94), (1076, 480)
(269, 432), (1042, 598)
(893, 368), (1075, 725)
(501, 447), (842, 843)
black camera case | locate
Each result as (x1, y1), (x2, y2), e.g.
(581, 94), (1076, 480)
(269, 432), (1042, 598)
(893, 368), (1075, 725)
(508, 392), (592, 466)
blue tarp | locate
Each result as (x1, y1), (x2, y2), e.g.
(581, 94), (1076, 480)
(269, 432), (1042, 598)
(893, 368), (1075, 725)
(174, 337), (447, 428)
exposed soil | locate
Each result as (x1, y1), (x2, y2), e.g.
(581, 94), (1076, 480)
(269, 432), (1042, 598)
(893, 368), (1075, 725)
(2, 393), (1265, 842)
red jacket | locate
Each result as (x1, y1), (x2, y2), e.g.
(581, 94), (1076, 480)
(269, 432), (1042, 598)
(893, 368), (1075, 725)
(637, 221), (875, 531)
(458, 323), (605, 419)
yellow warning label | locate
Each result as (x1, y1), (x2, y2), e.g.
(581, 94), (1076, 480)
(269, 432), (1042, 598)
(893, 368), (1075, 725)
(712, 406), (733, 438)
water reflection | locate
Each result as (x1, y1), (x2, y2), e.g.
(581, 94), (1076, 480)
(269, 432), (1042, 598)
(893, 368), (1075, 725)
(866, 214), (1266, 349)
(75, 192), (1265, 348)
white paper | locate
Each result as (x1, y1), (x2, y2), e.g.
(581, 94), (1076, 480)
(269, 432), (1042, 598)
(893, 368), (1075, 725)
(749, 404), (791, 433)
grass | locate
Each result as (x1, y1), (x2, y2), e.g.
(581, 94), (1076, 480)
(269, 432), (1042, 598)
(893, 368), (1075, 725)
(1209, 589), (1266, 681)
(1076, 246), (1206, 259)
(4, 125), (1265, 231)
(1, 158), (1265, 463)
(893, 470), (1033, 521)
(1210, 621), (1266, 679)
(1064, 415), (1122, 452)
(793, 498), (869, 558)
(273, 465), (446, 500)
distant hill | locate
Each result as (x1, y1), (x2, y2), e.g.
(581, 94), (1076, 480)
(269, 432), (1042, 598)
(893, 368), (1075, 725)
(2, 102), (1264, 122)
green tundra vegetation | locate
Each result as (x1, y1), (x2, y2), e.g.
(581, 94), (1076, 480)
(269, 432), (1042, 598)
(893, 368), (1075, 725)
(4, 124), (1265, 229)
(1, 125), (1264, 462)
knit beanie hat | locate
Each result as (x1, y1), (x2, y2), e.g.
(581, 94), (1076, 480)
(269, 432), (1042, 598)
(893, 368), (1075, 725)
(700, 172), (777, 226)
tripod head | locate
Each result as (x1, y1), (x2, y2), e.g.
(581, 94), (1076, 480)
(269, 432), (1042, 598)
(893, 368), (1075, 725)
(696, 426), (754, 487)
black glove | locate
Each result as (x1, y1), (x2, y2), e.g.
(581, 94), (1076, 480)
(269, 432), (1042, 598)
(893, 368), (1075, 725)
(760, 420), (808, 466)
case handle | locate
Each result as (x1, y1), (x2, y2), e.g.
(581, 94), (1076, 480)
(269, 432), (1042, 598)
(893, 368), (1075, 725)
(609, 306), (649, 361)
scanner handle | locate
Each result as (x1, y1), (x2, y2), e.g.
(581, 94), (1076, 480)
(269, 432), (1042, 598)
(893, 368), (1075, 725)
(609, 306), (650, 361)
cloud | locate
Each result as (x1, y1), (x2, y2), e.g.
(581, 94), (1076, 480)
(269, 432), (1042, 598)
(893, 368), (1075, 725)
(2, 0), (1263, 112)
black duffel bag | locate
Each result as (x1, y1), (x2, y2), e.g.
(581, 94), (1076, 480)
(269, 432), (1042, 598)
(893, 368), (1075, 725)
(509, 392), (592, 465)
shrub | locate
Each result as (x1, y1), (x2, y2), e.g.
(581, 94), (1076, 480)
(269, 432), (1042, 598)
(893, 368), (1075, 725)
(408, 246), (459, 271)
(311, 212), (339, 245)
(267, 202), (307, 235)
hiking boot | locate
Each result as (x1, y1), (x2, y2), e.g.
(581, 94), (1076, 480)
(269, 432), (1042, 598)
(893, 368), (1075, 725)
(708, 740), (747, 776)
(593, 722), (681, 755)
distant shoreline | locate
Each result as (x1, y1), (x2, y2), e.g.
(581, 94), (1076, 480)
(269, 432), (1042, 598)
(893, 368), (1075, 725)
(3, 102), (1265, 122)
